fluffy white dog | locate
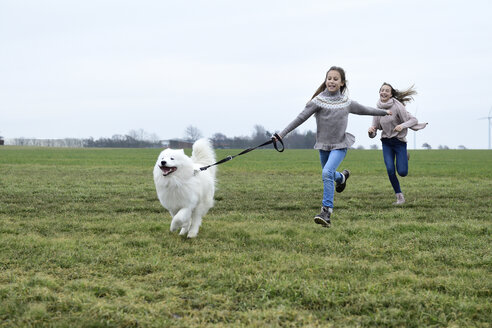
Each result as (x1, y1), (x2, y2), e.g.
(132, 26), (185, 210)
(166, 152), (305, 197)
(153, 139), (216, 238)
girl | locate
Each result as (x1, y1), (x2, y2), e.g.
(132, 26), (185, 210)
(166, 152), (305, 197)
(275, 66), (391, 227)
(368, 83), (427, 205)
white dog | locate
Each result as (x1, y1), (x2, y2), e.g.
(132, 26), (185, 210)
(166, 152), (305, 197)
(153, 139), (216, 238)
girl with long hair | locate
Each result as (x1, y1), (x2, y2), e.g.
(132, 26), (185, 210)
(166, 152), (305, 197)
(276, 66), (391, 227)
(368, 83), (427, 204)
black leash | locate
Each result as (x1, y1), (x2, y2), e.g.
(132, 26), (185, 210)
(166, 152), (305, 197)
(199, 133), (284, 171)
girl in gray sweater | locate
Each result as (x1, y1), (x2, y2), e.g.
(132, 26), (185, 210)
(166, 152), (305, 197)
(276, 66), (391, 227)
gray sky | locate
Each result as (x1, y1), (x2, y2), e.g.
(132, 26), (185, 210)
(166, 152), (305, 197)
(1, 0), (492, 149)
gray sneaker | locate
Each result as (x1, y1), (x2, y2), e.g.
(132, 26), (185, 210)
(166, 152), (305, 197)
(336, 169), (350, 193)
(314, 207), (332, 227)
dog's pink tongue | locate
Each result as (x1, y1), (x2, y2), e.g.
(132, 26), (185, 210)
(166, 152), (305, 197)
(160, 166), (177, 176)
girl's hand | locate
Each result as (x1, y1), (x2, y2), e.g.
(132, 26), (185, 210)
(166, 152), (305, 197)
(368, 126), (377, 138)
(394, 125), (403, 132)
(386, 110), (392, 115)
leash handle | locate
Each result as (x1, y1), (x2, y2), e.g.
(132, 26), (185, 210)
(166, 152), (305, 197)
(272, 133), (284, 152)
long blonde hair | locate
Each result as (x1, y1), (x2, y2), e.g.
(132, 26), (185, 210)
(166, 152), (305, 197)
(310, 66), (347, 100)
(381, 83), (417, 105)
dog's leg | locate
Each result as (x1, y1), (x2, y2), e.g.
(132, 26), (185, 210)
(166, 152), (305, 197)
(187, 206), (208, 238)
(170, 208), (192, 232)
(187, 215), (201, 238)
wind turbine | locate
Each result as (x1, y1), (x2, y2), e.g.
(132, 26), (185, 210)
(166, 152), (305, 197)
(478, 107), (492, 149)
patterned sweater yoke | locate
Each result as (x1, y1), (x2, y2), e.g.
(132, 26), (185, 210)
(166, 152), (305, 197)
(279, 90), (388, 151)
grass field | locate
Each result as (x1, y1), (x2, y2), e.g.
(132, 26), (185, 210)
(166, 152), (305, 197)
(0, 146), (491, 327)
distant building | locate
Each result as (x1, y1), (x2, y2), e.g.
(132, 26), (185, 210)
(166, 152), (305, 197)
(0, 137), (4, 146)
(168, 139), (194, 149)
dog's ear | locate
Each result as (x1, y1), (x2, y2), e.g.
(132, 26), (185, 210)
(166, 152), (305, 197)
(179, 149), (185, 154)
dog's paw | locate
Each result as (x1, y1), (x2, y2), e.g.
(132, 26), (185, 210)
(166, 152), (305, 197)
(179, 227), (188, 235)
(187, 231), (198, 238)
(170, 220), (181, 232)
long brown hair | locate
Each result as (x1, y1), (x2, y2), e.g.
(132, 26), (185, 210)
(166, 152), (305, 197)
(310, 66), (347, 100)
(381, 82), (417, 105)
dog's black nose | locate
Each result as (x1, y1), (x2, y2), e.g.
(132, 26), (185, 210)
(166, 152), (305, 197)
(161, 161), (166, 166)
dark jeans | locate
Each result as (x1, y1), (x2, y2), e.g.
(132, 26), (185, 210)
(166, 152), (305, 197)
(382, 138), (408, 194)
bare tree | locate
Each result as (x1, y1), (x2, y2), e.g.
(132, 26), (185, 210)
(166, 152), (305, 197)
(251, 125), (268, 145)
(126, 129), (160, 142)
(147, 133), (160, 142)
(212, 133), (228, 148)
(212, 132), (227, 141)
(184, 125), (203, 142)
(127, 129), (147, 141)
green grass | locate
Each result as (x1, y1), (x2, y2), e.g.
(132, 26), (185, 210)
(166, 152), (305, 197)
(0, 146), (491, 327)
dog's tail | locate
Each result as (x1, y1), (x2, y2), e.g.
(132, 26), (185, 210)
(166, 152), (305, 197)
(192, 138), (217, 176)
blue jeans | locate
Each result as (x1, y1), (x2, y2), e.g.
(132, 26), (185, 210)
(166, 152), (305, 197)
(382, 138), (408, 194)
(319, 148), (347, 208)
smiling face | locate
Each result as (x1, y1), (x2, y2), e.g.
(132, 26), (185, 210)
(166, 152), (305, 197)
(325, 70), (344, 93)
(379, 84), (393, 103)
(156, 148), (185, 176)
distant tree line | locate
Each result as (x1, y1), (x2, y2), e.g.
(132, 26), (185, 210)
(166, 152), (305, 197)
(83, 135), (161, 148)
(5, 138), (84, 147)
(3, 125), (448, 149)
(5, 129), (162, 148)
(210, 125), (316, 149)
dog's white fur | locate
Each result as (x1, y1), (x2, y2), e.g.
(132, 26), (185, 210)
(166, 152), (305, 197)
(153, 138), (216, 238)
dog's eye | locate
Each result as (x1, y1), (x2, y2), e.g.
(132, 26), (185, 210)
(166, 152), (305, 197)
(170, 158), (174, 160)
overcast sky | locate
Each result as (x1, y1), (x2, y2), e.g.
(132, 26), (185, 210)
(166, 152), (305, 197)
(1, 0), (492, 149)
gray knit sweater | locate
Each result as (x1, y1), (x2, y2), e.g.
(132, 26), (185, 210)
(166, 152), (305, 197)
(279, 90), (388, 150)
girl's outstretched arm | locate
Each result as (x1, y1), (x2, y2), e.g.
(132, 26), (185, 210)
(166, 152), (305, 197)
(278, 101), (318, 139)
(349, 101), (390, 116)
